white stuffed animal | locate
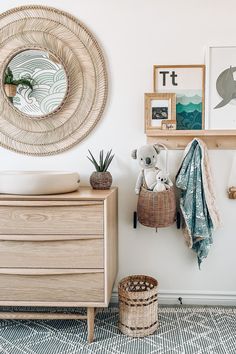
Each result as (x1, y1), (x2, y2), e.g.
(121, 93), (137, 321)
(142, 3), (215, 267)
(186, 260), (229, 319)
(131, 144), (161, 194)
(153, 170), (173, 192)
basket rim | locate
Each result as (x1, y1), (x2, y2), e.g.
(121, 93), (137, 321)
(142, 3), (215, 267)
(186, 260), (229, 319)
(118, 274), (158, 294)
(140, 186), (175, 195)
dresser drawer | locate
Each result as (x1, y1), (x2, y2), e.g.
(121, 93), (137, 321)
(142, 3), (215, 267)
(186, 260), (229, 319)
(0, 269), (104, 302)
(0, 236), (103, 268)
(0, 201), (103, 234)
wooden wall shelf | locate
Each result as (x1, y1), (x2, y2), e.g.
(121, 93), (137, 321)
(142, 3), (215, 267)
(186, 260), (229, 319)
(146, 130), (236, 149)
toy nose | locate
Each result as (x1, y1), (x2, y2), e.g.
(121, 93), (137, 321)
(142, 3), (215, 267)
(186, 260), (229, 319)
(161, 178), (164, 181)
(145, 157), (151, 164)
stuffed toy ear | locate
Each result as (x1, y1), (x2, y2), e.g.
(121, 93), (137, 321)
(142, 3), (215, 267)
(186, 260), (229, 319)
(131, 149), (137, 159)
(153, 144), (161, 155)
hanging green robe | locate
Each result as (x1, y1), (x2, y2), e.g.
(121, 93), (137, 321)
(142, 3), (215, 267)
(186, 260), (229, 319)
(176, 139), (220, 267)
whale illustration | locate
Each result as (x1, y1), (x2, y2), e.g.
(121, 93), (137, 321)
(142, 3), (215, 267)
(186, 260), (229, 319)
(214, 66), (236, 109)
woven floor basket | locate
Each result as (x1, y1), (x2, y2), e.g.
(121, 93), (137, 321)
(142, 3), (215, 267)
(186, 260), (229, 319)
(118, 275), (158, 337)
(137, 186), (176, 228)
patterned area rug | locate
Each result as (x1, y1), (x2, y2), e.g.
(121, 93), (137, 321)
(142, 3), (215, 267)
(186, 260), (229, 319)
(0, 306), (235, 354)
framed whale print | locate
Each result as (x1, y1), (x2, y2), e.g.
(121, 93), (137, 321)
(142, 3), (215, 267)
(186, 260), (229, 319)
(153, 65), (205, 130)
(206, 46), (236, 129)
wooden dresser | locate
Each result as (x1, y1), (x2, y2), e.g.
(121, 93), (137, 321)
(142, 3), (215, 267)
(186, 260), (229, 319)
(0, 187), (118, 342)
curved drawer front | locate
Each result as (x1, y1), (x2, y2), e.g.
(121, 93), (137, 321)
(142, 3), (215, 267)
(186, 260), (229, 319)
(0, 202), (103, 234)
(0, 237), (103, 268)
(0, 269), (104, 302)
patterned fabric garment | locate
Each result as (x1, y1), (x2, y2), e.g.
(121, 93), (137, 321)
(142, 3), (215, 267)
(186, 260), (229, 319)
(176, 139), (220, 267)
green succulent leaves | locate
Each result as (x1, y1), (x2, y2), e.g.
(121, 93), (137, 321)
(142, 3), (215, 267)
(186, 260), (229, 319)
(4, 67), (33, 90)
(87, 149), (114, 172)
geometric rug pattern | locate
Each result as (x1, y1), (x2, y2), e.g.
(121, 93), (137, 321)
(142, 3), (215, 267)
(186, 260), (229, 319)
(0, 306), (235, 354)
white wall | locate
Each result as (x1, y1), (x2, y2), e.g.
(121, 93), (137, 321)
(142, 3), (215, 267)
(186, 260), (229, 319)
(1, 0), (236, 304)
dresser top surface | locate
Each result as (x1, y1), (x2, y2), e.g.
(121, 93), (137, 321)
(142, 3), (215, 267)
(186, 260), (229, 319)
(0, 186), (117, 201)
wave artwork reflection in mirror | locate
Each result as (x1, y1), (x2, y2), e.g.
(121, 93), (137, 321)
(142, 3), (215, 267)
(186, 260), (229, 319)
(4, 50), (68, 117)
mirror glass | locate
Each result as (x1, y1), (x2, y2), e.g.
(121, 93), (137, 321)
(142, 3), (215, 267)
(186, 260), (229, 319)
(4, 50), (68, 117)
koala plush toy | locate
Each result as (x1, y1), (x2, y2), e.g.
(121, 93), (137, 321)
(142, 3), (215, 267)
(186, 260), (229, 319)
(131, 144), (161, 194)
(153, 170), (173, 192)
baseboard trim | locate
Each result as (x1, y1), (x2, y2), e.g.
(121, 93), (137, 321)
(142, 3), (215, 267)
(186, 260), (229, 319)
(111, 290), (236, 306)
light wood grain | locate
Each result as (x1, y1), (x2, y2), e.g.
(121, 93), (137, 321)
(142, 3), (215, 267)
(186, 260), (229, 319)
(87, 307), (95, 342)
(0, 269), (103, 275)
(0, 300), (107, 309)
(0, 187), (118, 343)
(0, 312), (87, 320)
(0, 234), (103, 241)
(0, 187), (117, 201)
(0, 204), (103, 235)
(0, 300), (106, 307)
(0, 269), (104, 302)
(0, 201), (102, 207)
(147, 129), (236, 136)
(0, 238), (104, 268)
(147, 134), (236, 149)
(104, 189), (118, 305)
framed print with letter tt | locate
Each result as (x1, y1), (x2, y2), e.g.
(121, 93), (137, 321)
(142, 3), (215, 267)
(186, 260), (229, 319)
(153, 65), (205, 130)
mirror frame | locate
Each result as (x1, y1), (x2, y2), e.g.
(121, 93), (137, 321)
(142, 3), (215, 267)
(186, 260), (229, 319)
(0, 6), (108, 155)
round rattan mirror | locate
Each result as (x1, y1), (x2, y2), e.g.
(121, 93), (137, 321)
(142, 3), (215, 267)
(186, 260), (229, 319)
(0, 6), (108, 155)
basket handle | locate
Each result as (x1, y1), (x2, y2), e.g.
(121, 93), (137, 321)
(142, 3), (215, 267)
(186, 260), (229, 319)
(154, 143), (169, 172)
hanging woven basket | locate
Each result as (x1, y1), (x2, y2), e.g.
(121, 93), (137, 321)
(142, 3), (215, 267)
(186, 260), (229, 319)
(137, 186), (176, 228)
(137, 143), (176, 228)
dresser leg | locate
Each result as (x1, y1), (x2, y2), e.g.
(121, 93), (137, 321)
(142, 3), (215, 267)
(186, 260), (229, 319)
(87, 307), (95, 343)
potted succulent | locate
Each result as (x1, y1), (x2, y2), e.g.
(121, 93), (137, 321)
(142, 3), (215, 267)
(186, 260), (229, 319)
(87, 149), (114, 189)
(4, 67), (33, 98)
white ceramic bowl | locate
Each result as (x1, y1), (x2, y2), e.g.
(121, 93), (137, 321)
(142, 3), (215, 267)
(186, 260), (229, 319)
(0, 171), (80, 195)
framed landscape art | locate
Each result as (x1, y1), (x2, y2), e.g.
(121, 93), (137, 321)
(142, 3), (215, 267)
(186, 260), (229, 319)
(153, 65), (205, 130)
